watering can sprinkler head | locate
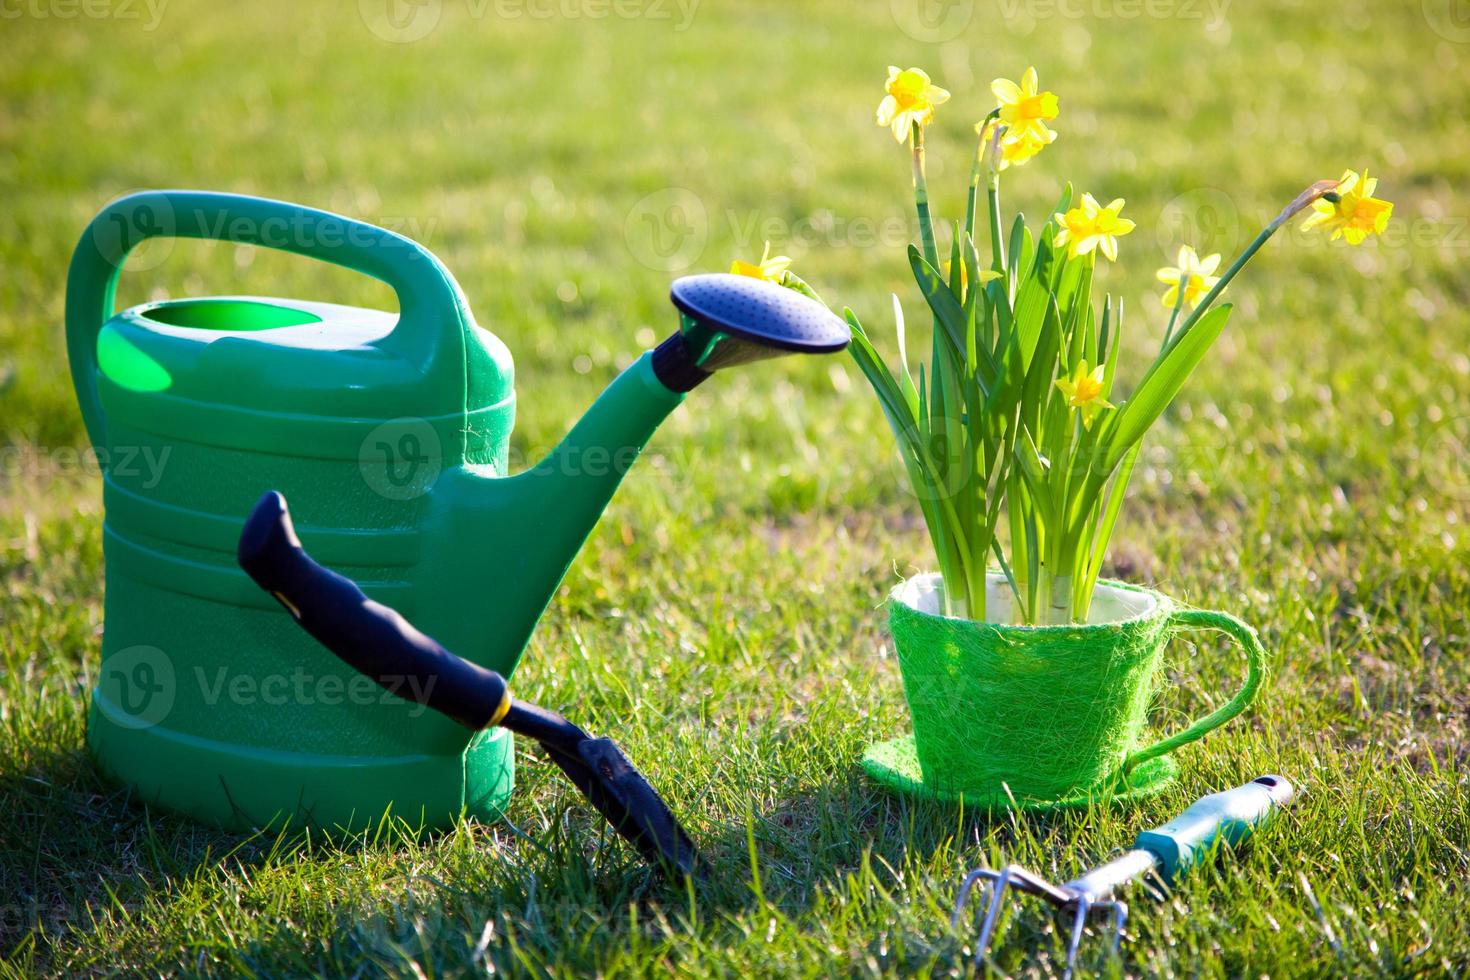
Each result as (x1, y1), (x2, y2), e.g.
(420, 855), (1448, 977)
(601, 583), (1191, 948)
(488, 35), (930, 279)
(652, 273), (850, 392)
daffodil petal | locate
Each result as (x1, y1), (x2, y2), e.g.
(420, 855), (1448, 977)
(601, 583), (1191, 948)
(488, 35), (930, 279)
(876, 95), (897, 126)
(991, 77), (1023, 105)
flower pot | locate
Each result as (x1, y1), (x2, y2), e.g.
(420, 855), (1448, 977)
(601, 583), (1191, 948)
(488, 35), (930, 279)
(861, 572), (1268, 810)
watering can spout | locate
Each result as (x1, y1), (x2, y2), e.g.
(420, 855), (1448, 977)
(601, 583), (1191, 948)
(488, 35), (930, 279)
(422, 273), (849, 680)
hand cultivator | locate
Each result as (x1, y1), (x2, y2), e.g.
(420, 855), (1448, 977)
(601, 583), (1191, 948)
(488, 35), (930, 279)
(953, 775), (1295, 976)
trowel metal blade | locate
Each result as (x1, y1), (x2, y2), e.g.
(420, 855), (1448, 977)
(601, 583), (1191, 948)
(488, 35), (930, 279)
(535, 737), (701, 878)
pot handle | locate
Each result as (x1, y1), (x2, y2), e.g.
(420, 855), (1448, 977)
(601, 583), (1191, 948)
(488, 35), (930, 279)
(1121, 607), (1269, 776)
(65, 189), (471, 452)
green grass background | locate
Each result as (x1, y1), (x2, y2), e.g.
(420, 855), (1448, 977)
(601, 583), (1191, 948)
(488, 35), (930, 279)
(3, 0), (1469, 974)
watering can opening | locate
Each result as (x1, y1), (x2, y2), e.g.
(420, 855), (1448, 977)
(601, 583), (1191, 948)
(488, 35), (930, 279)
(141, 298), (324, 331)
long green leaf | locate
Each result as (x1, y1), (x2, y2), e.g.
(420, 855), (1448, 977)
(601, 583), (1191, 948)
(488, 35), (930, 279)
(908, 246), (973, 370)
(1102, 304), (1232, 470)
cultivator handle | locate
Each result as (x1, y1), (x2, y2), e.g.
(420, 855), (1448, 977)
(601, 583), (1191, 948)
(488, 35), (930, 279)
(1133, 774), (1296, 879)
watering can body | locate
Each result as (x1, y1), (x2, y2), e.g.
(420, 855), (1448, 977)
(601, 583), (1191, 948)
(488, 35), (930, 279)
(69, 191), (685, 831)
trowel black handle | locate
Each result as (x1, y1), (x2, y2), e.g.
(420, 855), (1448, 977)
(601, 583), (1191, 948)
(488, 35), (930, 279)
(237, 490), (509, 731)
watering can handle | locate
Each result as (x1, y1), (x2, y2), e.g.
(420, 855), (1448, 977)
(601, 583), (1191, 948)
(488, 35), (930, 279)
(65, 189), (471, 451)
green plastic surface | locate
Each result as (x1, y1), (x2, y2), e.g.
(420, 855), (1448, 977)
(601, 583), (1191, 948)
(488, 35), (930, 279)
(69, 191), (686, 832)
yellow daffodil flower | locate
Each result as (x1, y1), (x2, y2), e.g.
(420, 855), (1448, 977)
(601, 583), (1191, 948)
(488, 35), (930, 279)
(1156, 245), (1222, 309)
(1054, 359), (1114, 429)
(876, 66), (950, 143)
(1054, 194), (1136, 261)
(1300, 168), (1393, 244)
(976, 117), (1052, 171)
(991, 67), (1059, 147)
(730, 241), (792, 283)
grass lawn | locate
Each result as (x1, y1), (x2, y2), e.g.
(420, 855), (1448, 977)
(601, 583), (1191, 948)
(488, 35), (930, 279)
(3, 0), (1469, 974)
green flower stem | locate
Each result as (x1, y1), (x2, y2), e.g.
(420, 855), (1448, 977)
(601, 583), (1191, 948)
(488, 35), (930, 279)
(964, 161), (981, 248)
(1162, 225), (1268, 354)
(987, 178), (1005, 274)
(1163, 194), (1317, 355)
(911, 122), (939, 269)
(1160, 281), (1188, 350)
(965, 109), (1001, 247)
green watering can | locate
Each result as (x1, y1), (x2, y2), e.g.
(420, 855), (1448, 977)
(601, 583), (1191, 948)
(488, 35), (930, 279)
(67, 190), (848, 832)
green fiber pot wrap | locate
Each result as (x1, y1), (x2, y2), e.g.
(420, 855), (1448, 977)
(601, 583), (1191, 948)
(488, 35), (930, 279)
(863, 573), (1268, 809)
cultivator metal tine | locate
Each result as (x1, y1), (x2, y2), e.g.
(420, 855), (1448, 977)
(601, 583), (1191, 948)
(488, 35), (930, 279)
(1057, 896), (1129, 978)
(955, 864), (1134, 977)
(1062, 894), (1091, 978)
(953, 864), (1079, 970)
(972, 868), (1014, 969)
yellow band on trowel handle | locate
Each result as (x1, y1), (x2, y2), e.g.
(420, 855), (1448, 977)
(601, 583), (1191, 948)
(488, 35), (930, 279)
(487, 690), (512, 728)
